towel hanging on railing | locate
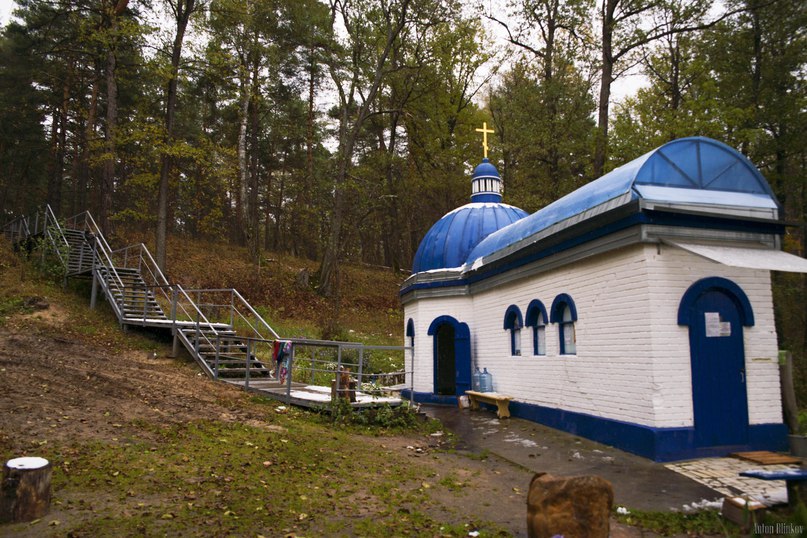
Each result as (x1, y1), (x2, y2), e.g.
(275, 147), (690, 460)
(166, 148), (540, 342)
(273, 340), (292, 383)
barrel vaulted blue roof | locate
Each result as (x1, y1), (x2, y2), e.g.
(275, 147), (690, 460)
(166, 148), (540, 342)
(466, 137), (779, 267)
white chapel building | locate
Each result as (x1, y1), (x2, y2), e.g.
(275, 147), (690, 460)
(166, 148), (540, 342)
(401, 136), (807, 462)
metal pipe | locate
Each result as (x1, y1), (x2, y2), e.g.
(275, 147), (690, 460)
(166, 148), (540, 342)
(214, 335), (220, 380)
(358, 346), (364, 389)
(245, 338), (251, 390)
(285, 344), (294, 405)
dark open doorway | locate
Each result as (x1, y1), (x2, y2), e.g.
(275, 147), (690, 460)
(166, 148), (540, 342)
(436, 323), (456, 395)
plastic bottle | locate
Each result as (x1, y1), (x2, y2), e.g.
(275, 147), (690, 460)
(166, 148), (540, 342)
(472, 367), (482, 391)
(481, 368), (493, 393)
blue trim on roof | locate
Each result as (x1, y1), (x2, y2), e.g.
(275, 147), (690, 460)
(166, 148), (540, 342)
(401, 198), (786, 299)
(525, 300), (548, 327)
(471, 193), (503, 203)
(503, 304), (523, 329)
(550, 294), (578, 323)
(466, 137), (779, 265)
(678, 277), (755, 327)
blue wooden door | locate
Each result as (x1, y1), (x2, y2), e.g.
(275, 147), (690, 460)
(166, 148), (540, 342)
(454, 326), (471, 394)
(689, 289), (749, 447)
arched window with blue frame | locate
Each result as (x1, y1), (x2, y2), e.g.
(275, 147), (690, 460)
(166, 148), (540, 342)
(406, 318), (415, 348)
(550, 294), (578, 355)
(503, 305), (524, 356)
(525, 300), (548, 356)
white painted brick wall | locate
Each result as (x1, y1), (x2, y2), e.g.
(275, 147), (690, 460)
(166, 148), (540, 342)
(404, 242), (783, 429)
(646, 243), (782, 427)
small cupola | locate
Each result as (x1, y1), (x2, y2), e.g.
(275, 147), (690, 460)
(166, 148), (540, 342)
(471, 158), (503, 203)
(471, 121), (503, 203)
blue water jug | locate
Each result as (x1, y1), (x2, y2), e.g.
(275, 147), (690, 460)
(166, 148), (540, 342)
(472, 367), (482, 391)
(480, 368), (493, 393)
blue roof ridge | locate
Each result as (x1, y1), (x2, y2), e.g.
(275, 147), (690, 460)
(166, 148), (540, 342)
(462, 136), (779, 269)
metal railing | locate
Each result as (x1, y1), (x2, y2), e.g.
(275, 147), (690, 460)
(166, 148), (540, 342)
(179, 288), (279, 341)
(64, 211), (127, 313)
(248, 337), (414, 406)
(2, 205), (71, 270)
(5, 206), (414, 410)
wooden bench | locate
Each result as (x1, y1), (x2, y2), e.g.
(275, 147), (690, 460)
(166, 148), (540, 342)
(740, 468), (807, 507)
(464, 390), (513, 419)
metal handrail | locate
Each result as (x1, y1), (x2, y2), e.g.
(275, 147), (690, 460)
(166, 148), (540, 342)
(232, 289), (280, 340)
(180, 288), (279, 341)
(2, 205), (71, 270)
(3, 212), (31, 244)
(44, 205), (70, 256)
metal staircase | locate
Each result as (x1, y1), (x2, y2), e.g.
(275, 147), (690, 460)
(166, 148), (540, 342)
(3, 206), (280, 383)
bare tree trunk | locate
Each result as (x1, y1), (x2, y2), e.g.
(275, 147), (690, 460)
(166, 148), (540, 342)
(264, 167), (273, 251)
(247, 70), (260, 264)
(295, 45), (317, 259)
(593, 0), (616, 179)
(273, 155), (286, 251)
(156, 0), (196, 271)
(316, 0), (412, 297)
(100, 47), (117, 235)
(75, 76), (99, 215)
(237, 74), (250, 247)
(47, 69), (71, 217)
(99, 0), (129, 236)
(46, 106), (61, 215)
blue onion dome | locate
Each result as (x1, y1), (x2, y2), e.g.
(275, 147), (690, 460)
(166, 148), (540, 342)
(412, 159), (528, 273)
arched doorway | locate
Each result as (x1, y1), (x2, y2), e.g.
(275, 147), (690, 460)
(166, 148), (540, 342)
(678, 277), (754, 447)
(428, 316), (471, 396)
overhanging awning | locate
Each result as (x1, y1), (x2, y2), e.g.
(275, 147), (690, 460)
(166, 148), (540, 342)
(669, 241), (807, 273)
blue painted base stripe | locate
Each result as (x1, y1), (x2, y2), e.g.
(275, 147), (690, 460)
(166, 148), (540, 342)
(402, 389), (458, 407)
(405, 391), (788, 462)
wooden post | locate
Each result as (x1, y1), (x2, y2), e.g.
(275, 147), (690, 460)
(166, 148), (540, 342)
(0, 457), (52, 523)
(780, 350), (799, 434)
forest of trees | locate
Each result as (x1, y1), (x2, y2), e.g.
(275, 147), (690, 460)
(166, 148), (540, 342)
(0, 0), (804, 356)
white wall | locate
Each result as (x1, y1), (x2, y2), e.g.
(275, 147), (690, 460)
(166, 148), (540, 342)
(644, 243), (782, 427)
(404, 242), (783, 429)
(404, 296), (472, 393)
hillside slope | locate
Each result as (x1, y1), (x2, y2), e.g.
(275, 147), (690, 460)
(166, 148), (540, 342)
(0, 240), (535, 537)
(116, 230), (407, 343)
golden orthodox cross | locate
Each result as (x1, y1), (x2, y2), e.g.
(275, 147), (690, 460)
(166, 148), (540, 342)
(475, 122), (494, 159)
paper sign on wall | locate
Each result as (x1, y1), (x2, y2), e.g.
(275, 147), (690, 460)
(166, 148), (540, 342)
(705, 312), (731, 337)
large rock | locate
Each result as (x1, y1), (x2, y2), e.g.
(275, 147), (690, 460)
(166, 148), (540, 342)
(526, 472), (614, 538)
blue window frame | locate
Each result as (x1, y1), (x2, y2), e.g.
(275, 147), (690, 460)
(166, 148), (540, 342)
(550, 294), (578, 355)
(503, 304), (524, 356)
(525, 300), (548, 356)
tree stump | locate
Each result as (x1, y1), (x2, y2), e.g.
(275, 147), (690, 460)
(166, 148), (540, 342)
(0, 457), (52, 523)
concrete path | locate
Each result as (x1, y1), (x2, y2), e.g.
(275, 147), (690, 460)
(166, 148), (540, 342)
(422, 404), (724, 512)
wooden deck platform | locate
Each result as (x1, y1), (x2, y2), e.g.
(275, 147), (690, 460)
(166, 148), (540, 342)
(223, 379), (404, 409)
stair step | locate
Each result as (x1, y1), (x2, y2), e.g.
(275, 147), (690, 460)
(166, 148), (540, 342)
(181, 329), (237, 337)
(207, 368), (271, 375)
(197, 343), (247, 351)
(205, 359), (267, 366)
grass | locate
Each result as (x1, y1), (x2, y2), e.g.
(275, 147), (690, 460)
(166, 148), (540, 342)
(24, 414), (508, 537)
(613, 506), (739, 536)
